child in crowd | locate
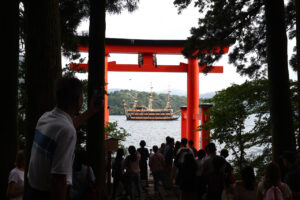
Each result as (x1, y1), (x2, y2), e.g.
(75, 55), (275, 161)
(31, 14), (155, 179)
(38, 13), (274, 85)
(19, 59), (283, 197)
(7, 150), (25, 200)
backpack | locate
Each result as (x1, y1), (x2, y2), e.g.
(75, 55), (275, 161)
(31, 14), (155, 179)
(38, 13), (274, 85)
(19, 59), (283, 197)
(265, 186), (284, 200)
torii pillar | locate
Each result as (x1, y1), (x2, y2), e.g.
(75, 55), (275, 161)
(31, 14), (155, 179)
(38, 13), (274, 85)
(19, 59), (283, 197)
(200, 103), (213, 149)
(187, 58), (200, 148)
(180, 106), (187, 139)
(105, 53), (109, 131)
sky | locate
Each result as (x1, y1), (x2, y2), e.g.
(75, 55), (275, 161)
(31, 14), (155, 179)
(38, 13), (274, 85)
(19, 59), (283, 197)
(65, 0), (297, 96)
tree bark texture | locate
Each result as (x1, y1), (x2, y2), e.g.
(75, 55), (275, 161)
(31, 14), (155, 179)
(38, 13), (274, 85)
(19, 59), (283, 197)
(0, 0), (19, 199)
(296, 0), (300, 148)
(87, 0), (106, 197)
(265, 0), (296, 162)
(24, 0), (61, 181)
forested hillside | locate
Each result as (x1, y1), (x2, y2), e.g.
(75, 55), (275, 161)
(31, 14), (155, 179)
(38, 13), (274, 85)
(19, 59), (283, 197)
(108, 90), (187, 115)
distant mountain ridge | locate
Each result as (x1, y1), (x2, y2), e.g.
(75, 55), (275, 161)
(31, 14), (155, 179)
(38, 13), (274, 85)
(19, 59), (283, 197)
(107, 89), (215, 115)
(108, 88), (215, 98)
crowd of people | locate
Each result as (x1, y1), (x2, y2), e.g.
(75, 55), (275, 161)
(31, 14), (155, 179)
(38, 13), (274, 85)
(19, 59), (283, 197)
(111, 137), (300, 200)
(4, 76), (300, 200)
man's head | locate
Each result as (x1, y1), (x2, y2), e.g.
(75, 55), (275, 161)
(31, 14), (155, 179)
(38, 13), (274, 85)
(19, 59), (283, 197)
(153, 145), (158, 153)
(220, 149), (229, 158)
(166, 136), (171, 145)
(205, 143), (216, 155)
(197, 149), (206, 160)
(181, 138), (188, 147)
(188, 140), (194, 148)
(170, 137), (175, 146)
(56, 77), (83, 114)
(140, 140), (146, 147)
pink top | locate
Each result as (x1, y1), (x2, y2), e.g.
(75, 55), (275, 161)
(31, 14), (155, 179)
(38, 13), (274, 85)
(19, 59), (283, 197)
(124, 152), (141, 173)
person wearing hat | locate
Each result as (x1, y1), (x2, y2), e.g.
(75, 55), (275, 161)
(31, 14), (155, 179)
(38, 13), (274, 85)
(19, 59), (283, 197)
(281, 151), (300, 200)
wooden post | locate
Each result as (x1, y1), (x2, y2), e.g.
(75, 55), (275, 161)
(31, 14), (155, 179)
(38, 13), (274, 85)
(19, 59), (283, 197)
(187, 58), (200, 149)
(200, 103), (213, 149)
(181, 106), (187, 139)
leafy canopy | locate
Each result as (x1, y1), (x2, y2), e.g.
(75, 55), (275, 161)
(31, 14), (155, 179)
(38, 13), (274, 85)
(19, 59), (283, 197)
(173, 0), (297, 77)
(203, 79), (272, 176)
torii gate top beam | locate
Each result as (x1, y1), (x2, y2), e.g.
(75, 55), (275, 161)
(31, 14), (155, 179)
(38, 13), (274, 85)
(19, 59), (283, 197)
(77, 37), (229, 55)
(73, 37), (229, 73)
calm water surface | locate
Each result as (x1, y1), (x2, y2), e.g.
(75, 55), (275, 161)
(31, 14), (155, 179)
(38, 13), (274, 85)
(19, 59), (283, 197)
(109, 115), (182, 149)
(109, 115), (261, 160)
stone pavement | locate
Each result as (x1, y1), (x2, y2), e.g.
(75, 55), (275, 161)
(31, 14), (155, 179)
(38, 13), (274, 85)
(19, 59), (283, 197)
(113, 174), (180, 200)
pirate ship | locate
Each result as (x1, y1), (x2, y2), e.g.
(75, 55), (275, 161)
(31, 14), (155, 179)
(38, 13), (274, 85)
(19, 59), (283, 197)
(123, 85), (179, 120)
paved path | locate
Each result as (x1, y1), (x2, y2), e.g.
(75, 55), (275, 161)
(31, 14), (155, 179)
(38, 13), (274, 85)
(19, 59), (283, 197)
(113, 175), (180, 200)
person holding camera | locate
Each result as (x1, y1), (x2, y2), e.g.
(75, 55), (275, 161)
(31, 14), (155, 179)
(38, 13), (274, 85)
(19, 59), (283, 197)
(25, 77), (101, 200)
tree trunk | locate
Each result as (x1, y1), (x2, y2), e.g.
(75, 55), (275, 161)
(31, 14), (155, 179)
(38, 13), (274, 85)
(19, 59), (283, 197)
(265, 0), (296, 163)
(0, 1), (19, 199)
(24, 0), (61, 183)
(296, 0), (300, 149)
(87, 0), (106, 198)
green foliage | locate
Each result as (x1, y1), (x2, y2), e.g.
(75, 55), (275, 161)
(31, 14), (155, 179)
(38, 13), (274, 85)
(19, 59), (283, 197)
(75, 121), (130, 151)
(19, 0), (139, 60)
(105, 121), (131, 151)
(203, 79), (272, 177)
(173, 0), (297, 77)
(108, 90), (187, 115)
(17, 57), (26, 149)
(105, 121), (131, 141)
(203, 79), (299, 178)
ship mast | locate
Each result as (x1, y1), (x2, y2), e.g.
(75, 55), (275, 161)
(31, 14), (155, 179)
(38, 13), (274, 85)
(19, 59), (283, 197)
(133, 92), (138, 108)
(166, 87), (171, 110)
(148, 82), (153, 110)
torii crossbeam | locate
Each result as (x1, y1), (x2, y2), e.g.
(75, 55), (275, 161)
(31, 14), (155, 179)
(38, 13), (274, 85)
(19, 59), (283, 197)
(72, 37), (229, 150)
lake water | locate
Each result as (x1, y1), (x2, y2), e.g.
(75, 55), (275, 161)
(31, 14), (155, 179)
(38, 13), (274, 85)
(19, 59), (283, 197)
(109, 115), (182, 149)
(109, 115), (261, 160)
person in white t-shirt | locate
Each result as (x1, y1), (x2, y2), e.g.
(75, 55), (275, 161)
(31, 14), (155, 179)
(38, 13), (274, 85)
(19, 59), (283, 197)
(24, 77), (101, 200)
(6, 150), (25, 200)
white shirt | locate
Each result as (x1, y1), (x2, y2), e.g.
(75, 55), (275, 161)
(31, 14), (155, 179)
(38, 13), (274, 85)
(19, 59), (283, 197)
(28, 107), (76, 191)
(8, 168), (24, 200)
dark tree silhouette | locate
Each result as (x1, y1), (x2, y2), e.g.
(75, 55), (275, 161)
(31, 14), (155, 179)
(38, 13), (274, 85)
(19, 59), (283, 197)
(87, 0), (106, 195)
(23, 0), (62, 182)
(0, 1), (19, 199)
(265, 0), (296, 162)
(87, 0), (139, 197)
(173, 0), (296, 161)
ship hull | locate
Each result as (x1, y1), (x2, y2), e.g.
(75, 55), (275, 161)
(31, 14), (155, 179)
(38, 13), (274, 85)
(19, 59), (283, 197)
(125, 109), (179, 121)
(126, 116), (179, 120)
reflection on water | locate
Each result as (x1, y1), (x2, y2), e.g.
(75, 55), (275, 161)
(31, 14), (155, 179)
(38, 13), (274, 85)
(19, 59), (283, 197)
(109, 115), (182, 149)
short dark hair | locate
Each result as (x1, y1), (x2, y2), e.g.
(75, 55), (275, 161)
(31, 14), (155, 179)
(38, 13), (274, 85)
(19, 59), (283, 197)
(220, 149), (229, 158)
(128, 146), (137, 161)
(181, 138), (188, 146)
(166, 136), (171, 144)
(205, 143), (216, 154)
(140, 140), (146, 147)
(153, 145), (158, 153)
(56, 77), (83, 110)
(197, 149), (206, 159)
(188, 140), (194, 146)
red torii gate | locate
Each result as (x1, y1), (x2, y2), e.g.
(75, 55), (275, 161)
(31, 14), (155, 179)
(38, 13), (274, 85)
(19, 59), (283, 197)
(73, 38), (229, 150)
